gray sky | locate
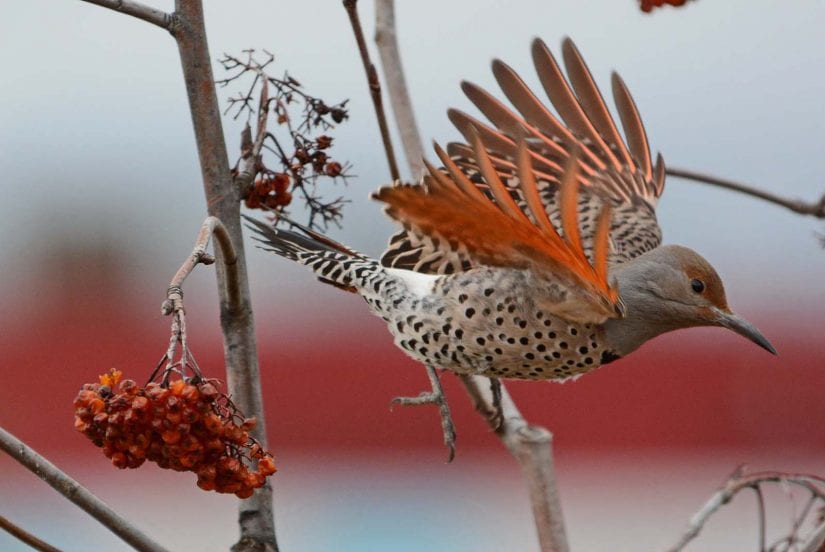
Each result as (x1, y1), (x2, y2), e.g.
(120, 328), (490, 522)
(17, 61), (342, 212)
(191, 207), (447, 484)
(1, 0), (824, 312)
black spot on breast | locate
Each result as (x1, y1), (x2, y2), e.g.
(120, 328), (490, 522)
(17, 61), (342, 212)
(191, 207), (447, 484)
(455, 328), (464, 339)
(484, 288), (494, 296)
(465, 308), (476, 319)
(578, 346), (588, 354)
(519, 337), (529, 345)
(601, 351), (622, 365)
(476, 337), (486, 346)
(458, 294), (468, 303)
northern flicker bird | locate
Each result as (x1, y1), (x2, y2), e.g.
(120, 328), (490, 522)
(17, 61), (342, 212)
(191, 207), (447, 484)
(246, 38), (775, 455)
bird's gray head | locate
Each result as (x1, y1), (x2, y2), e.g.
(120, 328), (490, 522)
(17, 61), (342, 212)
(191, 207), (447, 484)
(604, 245), (776, 356)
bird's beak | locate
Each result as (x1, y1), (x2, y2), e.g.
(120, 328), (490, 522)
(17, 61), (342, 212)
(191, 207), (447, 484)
(712, 307), (777, 355)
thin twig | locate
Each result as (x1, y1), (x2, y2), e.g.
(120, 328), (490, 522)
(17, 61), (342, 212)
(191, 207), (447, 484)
(460, 375), (569, 552)
(369, 5), (569, 550)
(667, 167), (825, 218)
(0, 515), (62, 552)
(800, 520), (825, 552)
(171, 2), (276, 550)
(374, 0), (425, 181)
(0, 426), (169, 552)
(667, 471), (825, 552)
(161, 216), (239, 316)
(77, 0), (172, 29)
(342, 0), (401, 182)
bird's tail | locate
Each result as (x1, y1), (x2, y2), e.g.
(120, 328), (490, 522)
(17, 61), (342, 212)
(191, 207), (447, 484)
(243, 215), (378, 293)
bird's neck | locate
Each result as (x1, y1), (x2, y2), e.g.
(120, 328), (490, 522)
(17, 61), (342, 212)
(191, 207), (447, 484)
(601, 259), (684, 356)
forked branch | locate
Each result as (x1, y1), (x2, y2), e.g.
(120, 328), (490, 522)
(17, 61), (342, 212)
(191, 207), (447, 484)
(162, 216), (240, 317)
(667, 469), (825, 552)
(0, 426), (169, 552)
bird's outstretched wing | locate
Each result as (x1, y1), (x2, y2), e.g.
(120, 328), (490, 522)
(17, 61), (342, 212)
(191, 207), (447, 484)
(374, 134), (622, 324)
(381, 38), (665, 275)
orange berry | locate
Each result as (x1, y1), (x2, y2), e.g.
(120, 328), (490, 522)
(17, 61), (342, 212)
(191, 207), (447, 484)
(161, 430), (181, 444)
(111, 452), (128, 469)
(181, 385), (200, 402)
(197, 478), (216, 491)
(258, 456), (277, 476)
(170, 380), (186, 396)
(235, 488), (254, 499)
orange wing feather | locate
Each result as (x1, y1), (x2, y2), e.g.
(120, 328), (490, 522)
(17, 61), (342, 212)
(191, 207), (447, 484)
(373, 136), (619, 313)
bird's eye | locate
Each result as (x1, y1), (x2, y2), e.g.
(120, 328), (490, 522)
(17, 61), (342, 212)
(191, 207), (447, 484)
(690, 279), (705, 293)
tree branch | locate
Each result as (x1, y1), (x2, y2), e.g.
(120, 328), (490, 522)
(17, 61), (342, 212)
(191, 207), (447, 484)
(374, 0), (425, 181)
(460, 375), (569, 552)
(666, 470), (825, 552)
(0, 515), (61, 552)
(0, 426), (168, 552)
(161, 216), (240, 317)
(342, 0), (401, 182)
(171, 2), (277, 550)
(368, 3), (569, 550)
(77, 0), (172, 30)
(667, 167), (825, 218)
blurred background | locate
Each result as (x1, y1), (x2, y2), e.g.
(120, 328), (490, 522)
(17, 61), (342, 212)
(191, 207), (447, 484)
(2, 0), (824, 550)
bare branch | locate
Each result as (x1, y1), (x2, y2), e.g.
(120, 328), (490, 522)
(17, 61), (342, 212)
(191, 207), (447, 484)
(342, 0), (401, 182)
(374, 0), (425, 181)
(460, 375), (569, 552)
(172, 2), (276, 550)
(0, 515), (61, 552)
(0, 426), (169, 552)
(162, 216), (239, 316)
(78, 0), (172, 30)
(801, 521), (825, 552)
(667, 470), (825, 552)
(667, 167), (825, 218)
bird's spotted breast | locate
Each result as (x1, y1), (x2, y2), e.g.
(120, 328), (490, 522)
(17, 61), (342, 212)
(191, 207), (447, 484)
(376, 267), (613, 381)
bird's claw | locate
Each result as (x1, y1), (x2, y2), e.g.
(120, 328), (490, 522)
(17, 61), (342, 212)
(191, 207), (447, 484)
(389, 365), (457, 462)
(488, 377), (504, 431)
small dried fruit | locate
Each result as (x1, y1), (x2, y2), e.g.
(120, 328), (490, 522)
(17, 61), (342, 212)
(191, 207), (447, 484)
(73, 371), (276, 498)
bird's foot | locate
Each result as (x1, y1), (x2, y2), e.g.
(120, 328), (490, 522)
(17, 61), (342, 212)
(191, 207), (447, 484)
(391, 365), (457, 462)
(488, 377), (504, 431)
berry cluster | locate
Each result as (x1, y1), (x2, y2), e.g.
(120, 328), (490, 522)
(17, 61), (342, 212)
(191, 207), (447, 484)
(244, 172), (292, 210)
(242, 133), (347, 220)
(639, 0), (690, 12)
(74, 369), (276, 499)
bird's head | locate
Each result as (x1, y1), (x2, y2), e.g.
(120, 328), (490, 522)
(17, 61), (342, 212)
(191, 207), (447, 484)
(611, 245), (776, 355)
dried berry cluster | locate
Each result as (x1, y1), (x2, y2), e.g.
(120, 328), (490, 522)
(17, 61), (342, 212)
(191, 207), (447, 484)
(639, 0), (690, 12)
(74, 369), (276, 498)
(243, 134), (344, 212)
(219, 50), (350, 229)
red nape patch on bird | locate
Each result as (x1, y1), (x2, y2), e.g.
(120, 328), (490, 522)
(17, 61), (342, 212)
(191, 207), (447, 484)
(639, 0), (692, 13)
(73, 369), (276, 499)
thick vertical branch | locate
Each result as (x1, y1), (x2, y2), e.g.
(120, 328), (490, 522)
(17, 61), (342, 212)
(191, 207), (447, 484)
(370, 2), (569, 550)
(171, 2), (277, 551)
(374, 0), (425, 181)
(460, 376), (569, 552)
